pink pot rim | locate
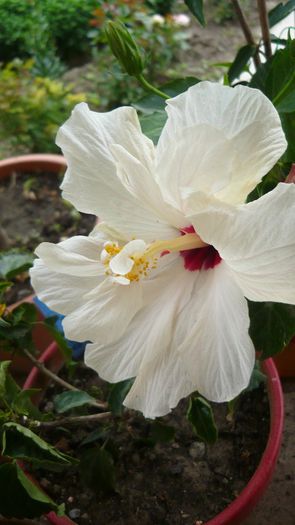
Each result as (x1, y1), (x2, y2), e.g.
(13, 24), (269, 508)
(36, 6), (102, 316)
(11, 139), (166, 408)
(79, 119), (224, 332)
(0, 154), (67, 178)
(23, 347), (284, 525)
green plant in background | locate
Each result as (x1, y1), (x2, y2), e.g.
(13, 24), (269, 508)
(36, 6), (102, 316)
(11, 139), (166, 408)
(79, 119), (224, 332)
(0, 0), (98, 64)
(0, 60), (95, 157)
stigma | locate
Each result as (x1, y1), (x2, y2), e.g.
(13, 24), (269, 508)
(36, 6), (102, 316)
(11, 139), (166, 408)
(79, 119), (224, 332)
(100, 232), (208, 285)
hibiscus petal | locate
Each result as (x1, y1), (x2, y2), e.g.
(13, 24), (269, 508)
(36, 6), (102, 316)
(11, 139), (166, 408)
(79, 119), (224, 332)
(56, 103), (177, 240)
(157, 81), (286, 206)
(125, 263), (254, 416)
(84, 258), (195, 387)
(111, 143), (186, 229)
(176, 262), (255, 403)
(30, 259), (99, 315)
(62, 278), (143, 344)
(35, 236), (104, 276)
(190, 183), (295, 303)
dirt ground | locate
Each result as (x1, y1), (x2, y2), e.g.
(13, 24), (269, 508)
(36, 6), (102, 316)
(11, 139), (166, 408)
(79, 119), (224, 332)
(244, 380), (295, 525)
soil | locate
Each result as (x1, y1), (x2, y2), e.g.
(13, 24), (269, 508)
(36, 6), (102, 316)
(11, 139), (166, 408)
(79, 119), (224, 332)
(35, 364), (270, 525)
(0, 170), (95, 304)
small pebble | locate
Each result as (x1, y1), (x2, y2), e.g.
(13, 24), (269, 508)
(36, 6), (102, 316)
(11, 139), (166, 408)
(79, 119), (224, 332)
(189, 442), (205, 460)
(69, 508), (81, 520)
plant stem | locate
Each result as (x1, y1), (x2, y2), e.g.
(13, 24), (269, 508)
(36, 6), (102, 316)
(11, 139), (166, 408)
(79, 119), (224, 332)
(257, 0), (272, 59)
(37, 412), (112, 428)
(231, 0), (261, 68)
(136, 74), (169, 99)
(23, 349), (107, 410)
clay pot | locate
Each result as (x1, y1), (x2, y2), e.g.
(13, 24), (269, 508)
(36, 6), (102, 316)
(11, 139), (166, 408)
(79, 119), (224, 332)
(0, 154), (67, 179)
(23, 346), (284, 525)
(0, 154), (67, 380)
(274, 336), (295, 377)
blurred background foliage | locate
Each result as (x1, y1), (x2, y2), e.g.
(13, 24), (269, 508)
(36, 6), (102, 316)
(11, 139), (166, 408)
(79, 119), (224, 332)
(0, 0), (190, 157)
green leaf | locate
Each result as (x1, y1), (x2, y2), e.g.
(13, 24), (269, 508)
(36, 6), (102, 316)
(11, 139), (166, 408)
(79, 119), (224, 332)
(184, 0), (206, 26)
(268, 1), (295, 27)
(133, 77), (200, 114)
(54, 390), (95, 414)
(187, 396), (218, 445)
(0, 280), (12, 292)
(280, 111), (295, 162)
(228, 45), (256, 83)
(150, 421), (175, 443)
(0, 316), (10, 327)
(2, 422), (76, 470)
(80, 446), (115, 493)
(108, 378), (133, 416)
(140, 111), (167, 144)
(245, 362), (266, 392)
(0, 250), (34, 279)
(44, 317), (72, 361)
(12, 389), (42, 419)
(0, 461), (63, 518)
(276, 90), (295, 113)
(248, 301), (295, 359)
(267, 39), (295, 103)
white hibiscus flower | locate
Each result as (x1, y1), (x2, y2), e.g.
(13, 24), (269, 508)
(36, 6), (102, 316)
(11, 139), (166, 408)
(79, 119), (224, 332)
(30, 81), (295, 419)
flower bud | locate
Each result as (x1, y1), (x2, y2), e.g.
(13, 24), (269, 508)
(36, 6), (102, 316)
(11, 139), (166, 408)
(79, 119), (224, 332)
(105, 21), (145, 77)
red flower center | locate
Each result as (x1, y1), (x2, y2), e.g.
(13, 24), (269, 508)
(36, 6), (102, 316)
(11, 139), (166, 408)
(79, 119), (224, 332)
(179, 225), (222, 271)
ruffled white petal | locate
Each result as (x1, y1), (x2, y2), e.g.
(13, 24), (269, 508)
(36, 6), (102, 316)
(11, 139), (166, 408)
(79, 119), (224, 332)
(35, 236), (104, 276)
(84, 258), (195, 389)
(56, 103), (178, 241)
(30, 259), (100, 316)
(156, 81), (286, 207)
(63, 278), (143, 344)
(175, 262), (255, 402)
(85, 258), (255, 418)
(189, 183), (295, 304)
(111, 143), (186, 229)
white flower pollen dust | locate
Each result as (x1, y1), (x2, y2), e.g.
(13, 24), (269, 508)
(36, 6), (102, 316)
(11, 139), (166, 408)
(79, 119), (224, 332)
(30, 81), (295, 418)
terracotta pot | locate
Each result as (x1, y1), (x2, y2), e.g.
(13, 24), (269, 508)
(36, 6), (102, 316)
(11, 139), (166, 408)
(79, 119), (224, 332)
(0, 153), (67, 179)
(0, 154), (66, 379)
(23, 346), (284, 525)
(274, 336), (295, 377)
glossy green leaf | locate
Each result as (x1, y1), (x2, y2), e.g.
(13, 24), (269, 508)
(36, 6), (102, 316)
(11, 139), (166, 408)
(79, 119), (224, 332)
(133, 77), (200, 114)
(276, 90), (295, 112)
(187, 396), (218, 445)
(0, 250), (34, 279)
(267, 39), (295, 103)
(0, 461), (63, 518)
(0, 362), (39, 418)
(280, 111), (295, 162)
(108, 378), (133, 416)
(268, 1), (295, 27)
(80, 446), (115, 493)
(248, 301), (295, 359)
(184, 0), (205, 26)
(54, 390), (95, 414)
(2, 422), (76, 469)
(150, 421), (175, 443)
(140, 111), (167, 144)
(228, 44), (256, 83)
